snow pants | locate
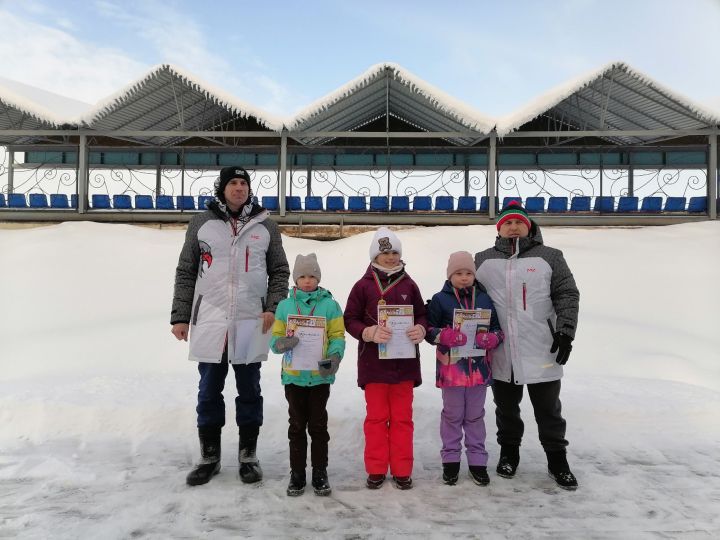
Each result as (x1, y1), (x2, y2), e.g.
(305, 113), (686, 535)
(440, 385), (488, 466)
(363, 380), (414, 477)
(284, 383), (331, 472)
(491, 378), (567, 452)
(196, 351), (263, 429)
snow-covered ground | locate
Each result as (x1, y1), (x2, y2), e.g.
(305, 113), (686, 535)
(1, 221), (719, 539)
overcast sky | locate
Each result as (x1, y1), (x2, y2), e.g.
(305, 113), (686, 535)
(1, 0), (718, 118)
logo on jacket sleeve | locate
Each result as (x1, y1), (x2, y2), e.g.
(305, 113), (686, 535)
(199, 240), (213, 277)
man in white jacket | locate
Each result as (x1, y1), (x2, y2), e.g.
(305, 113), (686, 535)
(475, 201), (579, 490)
(171, 166), (289, 486)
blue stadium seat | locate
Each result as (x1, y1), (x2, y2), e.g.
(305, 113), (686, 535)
(457, 196), (477, 212)
(435, 196), (454, 211)
(0, 193), (5, 207)
(305, 196), (323, 211)
(640, 197), (662, 213)
(413, 196), (432, 211)
(261, 196), (279, 211)
(502, 196), (522, 209)
(198, 195), (213, 209)
(370, 196), (389, 211)
(478, 196), (497, 213)
(617, 196), (639, 212)
(8, 194), (26, 208)
(29, 194), (49, 208)
(687, 196), (707, 213)
(156, 195), (175, 210)
(91, 194), (111, 209)
(113, 194), (133, 209)
(663, 196), (686, 212)
(287, 196), (302, 211)
(70, 194), (78, 209)
(348, 196), (366, 211)
(525, 197), (546, 213)
(50, 194), (70, 209)
(570, 196), (591, 212)
(135, 195), (154, 210)
(326, 196), (345, 211)
(391, 196), (409, 212)
(547, 197), (568, 213)
(176, 195), (195, 210)
(593, 196), (615, 212)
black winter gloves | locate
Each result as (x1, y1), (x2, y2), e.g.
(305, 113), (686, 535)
(550, 332), (573, 365)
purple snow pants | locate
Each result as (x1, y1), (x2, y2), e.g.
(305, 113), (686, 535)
(440, 385), (488, 466)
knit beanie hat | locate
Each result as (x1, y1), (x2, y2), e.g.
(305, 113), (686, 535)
(369, 227), (402, 261)
(496, 201), (531, 231)
(293, 253), (321, 283)
(215, 166), (252, 202)
(446, 251), (475, 279)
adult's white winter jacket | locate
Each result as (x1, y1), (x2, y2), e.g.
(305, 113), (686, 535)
(475, 223), (579, 385)
(171, 200), (289, 364)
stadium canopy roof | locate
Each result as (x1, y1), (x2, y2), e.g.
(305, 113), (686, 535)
(287, 62), (495, 146)
(496, 61), (720, 144)
(0, 61), (718, 148)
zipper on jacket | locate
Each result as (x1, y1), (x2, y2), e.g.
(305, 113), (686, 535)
(522, 282), (527, 311)
(245, 245), (249, 272)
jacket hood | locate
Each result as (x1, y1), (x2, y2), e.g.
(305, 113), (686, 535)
(289, 286), (333, 305)
(208, 198), (267, 221)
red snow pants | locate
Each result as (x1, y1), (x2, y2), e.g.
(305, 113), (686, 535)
(363, 380), (414, 477)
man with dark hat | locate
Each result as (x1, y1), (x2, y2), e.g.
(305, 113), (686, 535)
(171, 166), (290, 486)
(474, 201), (580, 490)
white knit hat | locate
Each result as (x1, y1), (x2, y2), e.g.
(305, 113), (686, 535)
(369, 227), (402, 261)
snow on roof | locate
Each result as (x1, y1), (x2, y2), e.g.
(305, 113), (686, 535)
(496, 61), (720, 136)
(287, 62), (496, 133)
(0, 83), (68, 128)
(81, 64), (284, 130)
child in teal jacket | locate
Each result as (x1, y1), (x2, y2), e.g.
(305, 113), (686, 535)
(270, 253), (345, 497)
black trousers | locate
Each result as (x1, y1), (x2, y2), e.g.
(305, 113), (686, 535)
(491, 379), (568, 453)
(284, 383), (331, 471)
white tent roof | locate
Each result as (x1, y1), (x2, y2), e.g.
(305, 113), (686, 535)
(495, 61), (720, 143)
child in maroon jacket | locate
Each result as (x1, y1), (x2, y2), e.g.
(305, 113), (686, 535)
(343, 227), (428, 490)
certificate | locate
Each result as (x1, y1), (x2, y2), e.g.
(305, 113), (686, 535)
(232, 318), (272, 364)
(285, 315), (326, 370)
(378, 304), (416, 360)
(450, 308), (492, 359)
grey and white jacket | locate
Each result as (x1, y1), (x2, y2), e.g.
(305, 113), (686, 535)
(474, 223), (579, 384)
(171, 200), (290, 363)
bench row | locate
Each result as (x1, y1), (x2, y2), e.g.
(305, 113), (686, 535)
(0, 193), (711, 213)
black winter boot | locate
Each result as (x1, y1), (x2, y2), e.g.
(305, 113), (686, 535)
(311, 468), (332, 496)
(442, 462), (460, 485)
(496, 445), (520, 479)
(286, 470), (306, 496)
(186, 426), (221, 486)
(469, 465), (490, 486)
(546, 450), (578, 490)
(238, 425), (263, 484)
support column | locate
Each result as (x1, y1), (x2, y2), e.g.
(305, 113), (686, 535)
(280, 130), (288, 217)
(7, 149), (14, 193)
(78, 135), (88, 213)
(709, 134), (717, 220)
(488, 132), (497, 218)
(628, 165), (634, 196)
(306, 161), (312, 198)
(464, 155), (470, 196)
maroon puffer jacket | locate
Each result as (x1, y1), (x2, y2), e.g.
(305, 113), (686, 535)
(344, 264), (428, 389)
